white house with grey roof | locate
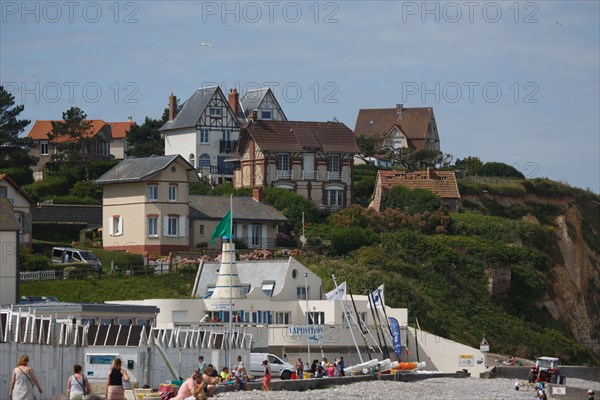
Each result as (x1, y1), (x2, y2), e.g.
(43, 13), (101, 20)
(95, 155), (199, 255)
(160, 86), (287, 185)
(189, 192), (287, 249)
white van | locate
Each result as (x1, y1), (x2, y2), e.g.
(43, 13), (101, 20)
(50, 247), (102, 271)
(250, 353), (294, 380)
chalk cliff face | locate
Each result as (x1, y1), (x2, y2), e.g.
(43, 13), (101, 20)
(541, 203), (600, 356)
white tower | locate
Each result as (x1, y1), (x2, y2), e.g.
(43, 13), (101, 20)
(211, 241), (245, 299)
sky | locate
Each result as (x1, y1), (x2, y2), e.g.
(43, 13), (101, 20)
(1, 1), (599, 193)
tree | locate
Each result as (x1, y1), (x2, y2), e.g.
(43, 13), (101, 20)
(0, 86), (35, 168)
(47, 107), (96, 180)
(125, 116), (165, 158)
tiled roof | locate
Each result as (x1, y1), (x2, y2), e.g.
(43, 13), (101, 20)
(108, 121), (136, 139)
(354, 107), (433, 144)
(160, 86), (219, 131)
(243, 120), (358, 153)
(32, 204), (102, 225)
(27, 120), (109, 142)
(0, 174), (35, 204)
(96, 155), (189, 184)
(189, 195), (287, 222)
(240, 88), (269, 116)
(0, 198), (20, 231)
(378, 169), (461, 199)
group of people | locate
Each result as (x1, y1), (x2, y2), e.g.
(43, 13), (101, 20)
(8, 354), (127, 400)
(304, 357), (345, 378)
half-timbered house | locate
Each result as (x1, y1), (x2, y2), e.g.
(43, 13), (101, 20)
(161, 86), (241, 184)
(239, 88), (287, 121)
(234, 120), (359, 210)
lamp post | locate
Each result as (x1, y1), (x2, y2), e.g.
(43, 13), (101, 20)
(305, 271), (310, 372)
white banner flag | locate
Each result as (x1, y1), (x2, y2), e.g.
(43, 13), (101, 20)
(368, 284), (385, 308)
(326, 281), (347, 302)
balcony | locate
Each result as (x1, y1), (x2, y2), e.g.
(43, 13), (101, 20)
(219, 139), (238, 153)
(276, 170), (292, 180)
(327, 171), (341, 181)
(197, 165), (234, 176)
(302, 170), (317, 181)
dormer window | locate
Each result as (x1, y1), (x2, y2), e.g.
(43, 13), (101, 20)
(261, 281), (275, 297)
(210, 108), (222, 117)
(261, 110), (272, 120)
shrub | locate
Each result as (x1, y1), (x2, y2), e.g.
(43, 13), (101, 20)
(263, 187), (320, 233)
(472, 162), (525, 179)
(384, 186), (441, 214)
(0, 167), (34, 186)
(22, 176), (71, 200)
(32, 223), (87, 242)
(327, 227), (379, 256)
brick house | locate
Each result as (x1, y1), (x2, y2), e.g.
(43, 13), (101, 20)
(369, 169), (460, 212)
(234, 119), (359, 210)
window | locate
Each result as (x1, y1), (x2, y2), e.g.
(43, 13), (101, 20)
(274, 312), (290, 325)
(297, 286), (309, 300)
(109, 216), (123, 236)
(326, 189), (343, 207)
(261, 110), (272, 120)
(328, 154), (340, 172)
(81, 318), (96, 326)
(14, 211), (25, 232)
(203, 286), (215, 299)
(200, 129), (209, 144)
(0, 186), (6, 198)
(222, 130), (232, 141)
(261, 281), (275, 297)
(168, 185), (177, 202)
(342, 312), (367, 324)
(147, 184), (158, 201)
(277, 153), (289, 171)
(210, 107), (222, 117)
(136, 318), (151, 326)
(308, 311), (325, 325)
(167, 216), (178, 236)
(250, 224), (261, 248)
(199, 153), (211, 167)
(189, 154), (195, 167)
(118, 318), (133, 325)
(198, 224), (205, 236)
(100, 318), (113, 325)
(40, 141), (49, 155)
(147, 216), (158, 237)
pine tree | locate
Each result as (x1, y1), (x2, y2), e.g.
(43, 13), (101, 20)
(0, 86), (35, 168)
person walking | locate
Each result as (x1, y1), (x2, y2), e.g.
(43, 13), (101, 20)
(9, 354), (43, 400)
(337, 357), (345, 377)
(105, 357), (130, 400)
(262, 360), (272, 391)
(67, 364), (92, 400)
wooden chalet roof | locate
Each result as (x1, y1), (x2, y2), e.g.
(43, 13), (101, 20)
(27, 120), (110, 142)
(377, 169), (461, 199)
(354, 107), (434, 145)
(242, 120), (359, 153)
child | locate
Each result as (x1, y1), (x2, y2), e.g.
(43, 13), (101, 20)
(234, 367), (246, 391)
(327, 363), (336, 378)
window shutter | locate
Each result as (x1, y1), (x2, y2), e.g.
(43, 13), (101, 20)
(108, 217), (114, 236)
(179, 216), (186, 237)
(163, 216), (169, 236)
(23, 213), (30, 234)
(236, 224), (243, 240)
(261, 224), (267, 248)
(117, 216), (123, 235)
(247, 224), (252, 246)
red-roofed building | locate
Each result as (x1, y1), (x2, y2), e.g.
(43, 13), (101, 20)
(354, 104), (441, 167)
(369, 169), (460, 212)
(234, 119), (359, 210)
(27, 118), (134, 179)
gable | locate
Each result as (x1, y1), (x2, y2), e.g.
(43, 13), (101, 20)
(377, 169), (460, 199)
(197, 88), (240, 130)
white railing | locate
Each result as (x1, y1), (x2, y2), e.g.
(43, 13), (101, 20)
(20, 270), (58, 281)
(327, 171), (342, 181)
(276, 169), (292, 180)
(302, 170), (317, 180)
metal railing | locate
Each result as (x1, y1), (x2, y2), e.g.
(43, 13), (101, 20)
(19, 270), (57, 281)
(302, 170), (317, 180)
(327, 171), (342, 181)
(276, 169), (292, 180)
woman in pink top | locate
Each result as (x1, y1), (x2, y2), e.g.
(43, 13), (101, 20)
(327, 363), (336, 377)
(174, 371), (205, 400)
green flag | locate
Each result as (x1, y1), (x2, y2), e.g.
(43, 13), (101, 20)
(210, 210), (231, 244)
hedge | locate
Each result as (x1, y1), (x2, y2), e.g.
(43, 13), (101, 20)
(32, 223), (87, 242)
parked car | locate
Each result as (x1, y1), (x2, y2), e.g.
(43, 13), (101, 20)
(250, 353), (294, 380)
(50, 247), (102, 271)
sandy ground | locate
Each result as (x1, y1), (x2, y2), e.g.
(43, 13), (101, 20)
(212, 377), (599, 400)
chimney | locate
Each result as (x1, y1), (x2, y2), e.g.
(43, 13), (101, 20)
(169, 93), (177, 121)
(249, 110), (258, 123)
(127, 116), (133, 122)
(252, 186), (264, 202)
(396, 103), (404, 118)
(228, 88), (239, 115)
(427, 167), (435, 179)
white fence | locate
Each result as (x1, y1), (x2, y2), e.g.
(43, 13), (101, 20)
(19, 270), (58, 281)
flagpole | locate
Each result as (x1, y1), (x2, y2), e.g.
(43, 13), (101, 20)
(228, 194), (233, 370)
(378, 287), (396, 359)
(332, 275), (363, 364)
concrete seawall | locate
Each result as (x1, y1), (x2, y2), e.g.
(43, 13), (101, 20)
(493, 366), (600, 382)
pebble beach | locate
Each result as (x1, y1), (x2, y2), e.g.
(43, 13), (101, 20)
(212, 377), (600, 400)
